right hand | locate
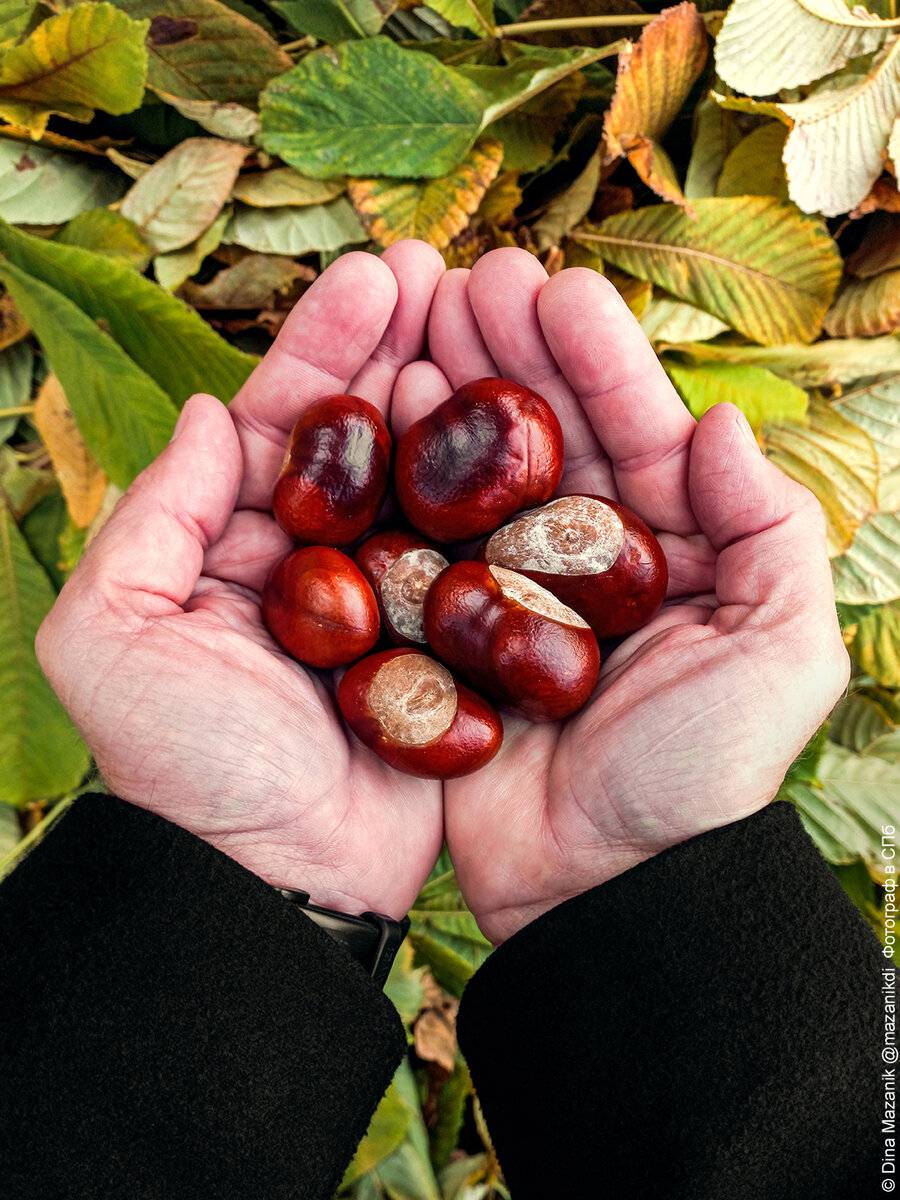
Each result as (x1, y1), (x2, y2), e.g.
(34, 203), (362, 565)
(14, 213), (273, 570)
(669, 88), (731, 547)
(36, 243), (447, 920)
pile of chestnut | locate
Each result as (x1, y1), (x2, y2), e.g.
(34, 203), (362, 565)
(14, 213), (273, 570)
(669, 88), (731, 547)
(262, 379), (667, 779)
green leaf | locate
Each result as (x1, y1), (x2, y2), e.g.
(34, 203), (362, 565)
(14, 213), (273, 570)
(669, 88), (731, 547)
(576, 197), (842, 345)
(0, 338), (32, 444)
(0, 3), (148, 135)
(426, 0), (494, 37)
(55, 210), (151, 271)
(231, 168), (345, 208)
(0, 502), (89, 807)
(153, 210), (229, 292)
(833, 374), (900, 473)
(763, 405), (878, 555)
(850, 602), (900, 687)
(259, 39), (485, 179)
(224, 197), (366, 254)
(0, 218), (255, 409)
(683, 95), (741, 200)
(408, 869), (492, 998)
(429, 1057), (471, 1174)
(532, 150), (599, 251)
(20, 490), (85, 592)
(832, 512), (900, 604)
(273, 0), (395, 40)
(664, 359), (809, 432)
(666, 335), (900, 388)
(341, 1070), (411, 1188)
(639, 293), (729, 344)
(782, 743), (900, 882)
(0, 0), (39, 44)
(383, 939), (426, 1026)
(0, 258), (176, 487)
(0, 139), (128, 225)
(829, 687), (900, 753)
(120, 137), (247, 253)
(716, 122), (789, 200)
(460, 42), (611, 126)
(114, 0), (292, 107)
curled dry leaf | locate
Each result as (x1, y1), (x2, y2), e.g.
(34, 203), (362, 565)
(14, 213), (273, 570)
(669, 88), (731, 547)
(850, 175), (900, 218)
(181, 255), (311, 309)
(846, 213), (900, 277)
(603, 2), (708, 211)
(32, 374), (106, 529)
(413, 974), (459, 1077)
(824, 270), (900, 338)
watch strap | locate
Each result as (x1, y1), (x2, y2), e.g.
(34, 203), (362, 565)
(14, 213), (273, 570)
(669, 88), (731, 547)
(278, 889), (410, 989)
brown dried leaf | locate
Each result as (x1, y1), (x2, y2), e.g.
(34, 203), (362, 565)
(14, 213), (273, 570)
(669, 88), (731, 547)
(181, 255), (312, 309)
(442, 223), (532, 269)
(603, 2), (708, 209)
(824, 270), (900, 337)
(0, 292), (28, 351)
(850, 175), (900, 217)
(32, 374), (106, 529)
(514, 0), (647, 47)
(846, 213), (900, 277)
(348, 138), (503, 250)
(413, 974), (458, 1077)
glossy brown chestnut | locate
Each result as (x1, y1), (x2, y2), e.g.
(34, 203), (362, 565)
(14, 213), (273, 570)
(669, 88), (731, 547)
(338, 648), (503, 779)
(394, 377), (564, 544)
(355, 530), (449, 647)
(481, 494), (668, 639)
(262, 546), (380, 668)
(423, 561), (600, 722)
(272, 394), (392, 546)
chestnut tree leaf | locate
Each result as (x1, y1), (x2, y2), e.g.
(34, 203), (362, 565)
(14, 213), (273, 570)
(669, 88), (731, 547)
(715, 0), (894, 96)
(231, 169), (345, 208)
(347, 137), (503, 250)
(223, 197), (366, 254)
(667, 335), (900, 387)
(0, 0), (39, 44)
(120, 137), (248, 253)
(0, 340), (32, 445)
(846, 213), (900, 278)
(341, 1072), (411, 1188)
(832, 511), (900, 603)
(54, 210), (151, 271)
(0, 140), (128, 225)
(181, 254), (308, 309)
(259, 39), (486, 179)
(779, 37), (900, 218)
(151, 91), (261, 141)
(532, 151), (601, 251)
(639, 292), (729, 343)
(824, 269), (900, 338)
(425, 0), (495, 37)
(683, 96), (742, 200)
(460, 41), (613, 126)
(0, 2), (149, 136)
(574, 197), (842, 345)
(716, 122), (789, 201)
(32, 373), (106, 529)
(113, 0), (291, 107)
(0, 502), (89, 807)
(830, 688), (900, 751)
(762, 405), (879, 555)
(848, 603), (900, 687)
(603, 2), (708, 210)
(0, 257), (176, 487)
(153, 210), (229, 292)
(664, 359), (809, 432)
(408, 868), (492, 999)
(271, 0), (396, 41)
(0, 218), (255, 409)
(833, 374), (900, 472)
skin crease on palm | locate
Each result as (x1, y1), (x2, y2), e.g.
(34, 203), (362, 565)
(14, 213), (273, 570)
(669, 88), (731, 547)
(35, 241), (850, 948)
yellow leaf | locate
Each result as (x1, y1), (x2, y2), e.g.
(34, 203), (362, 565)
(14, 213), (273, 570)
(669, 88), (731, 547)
(348, 138), (503, 250)
(32, 374), (106, 529)
(716, 122), (789, 200)
(824, 270), (900, 337)
(603, 2), (708, 209)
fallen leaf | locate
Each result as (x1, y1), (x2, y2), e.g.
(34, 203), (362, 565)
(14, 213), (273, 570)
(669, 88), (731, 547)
(413, 974), (458, 1077)
(0, 292), (28, 350)
(32, 374), (106, 528)
(846, 212), (900, 276)
(824, 270), (900, 337)
(181, 255), (311, 308)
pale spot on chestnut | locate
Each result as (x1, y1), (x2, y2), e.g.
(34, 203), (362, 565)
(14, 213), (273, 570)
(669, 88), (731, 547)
(486, 496), (625, 576)
(379, 548), (449, 643)
(368, 654), (458, 746)
(489, 565), (589, 629)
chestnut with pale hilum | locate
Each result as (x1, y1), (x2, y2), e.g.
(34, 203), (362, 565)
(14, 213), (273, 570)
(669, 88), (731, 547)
(355, 530), (449, 647)
(272, 394), (392, 547)
(338, 648), (503, 778)
(424, 560), (600, 722)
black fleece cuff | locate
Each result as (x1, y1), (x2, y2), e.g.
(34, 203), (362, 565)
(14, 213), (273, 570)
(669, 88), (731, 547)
(0, 794), (406, 1200)
(457, 802), (886, 1200)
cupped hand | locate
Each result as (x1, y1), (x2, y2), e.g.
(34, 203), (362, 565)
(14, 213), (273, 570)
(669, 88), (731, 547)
(36, 242), (446, 919)
(393, 248), (850, 945)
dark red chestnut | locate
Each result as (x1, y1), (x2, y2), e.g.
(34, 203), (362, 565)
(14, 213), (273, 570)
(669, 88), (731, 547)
(355, 530), (449, 646)
(394, 377), (564, 543)
(481, 495), (667, 639)
(262, 546), (380, 668)
(272, 394), (391, 546)
(338, 648), (503, 779)
(423, 561), (599, 722)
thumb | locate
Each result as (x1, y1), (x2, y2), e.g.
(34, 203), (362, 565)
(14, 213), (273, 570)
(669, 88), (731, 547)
(54, 393), (242, 620)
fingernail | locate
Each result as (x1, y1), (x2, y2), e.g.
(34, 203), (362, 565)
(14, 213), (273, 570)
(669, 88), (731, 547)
(737, 411), (760, 451)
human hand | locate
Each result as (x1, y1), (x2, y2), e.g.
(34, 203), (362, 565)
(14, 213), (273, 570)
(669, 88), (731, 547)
(36, 242), (446, 919)
(392, 249), (850, 945)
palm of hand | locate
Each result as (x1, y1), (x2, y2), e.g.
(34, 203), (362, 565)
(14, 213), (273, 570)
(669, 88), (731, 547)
(391, 250), (849, 944)
(37, 245), (446, 918)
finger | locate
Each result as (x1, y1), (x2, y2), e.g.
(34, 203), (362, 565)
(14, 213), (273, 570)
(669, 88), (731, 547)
(658, 532), (718, 598)
(229, 252), (399, 510)
(536, 268), (699, 535)
(47, 394), (241, 622)
(598, 603), (715, 680)
(391, 360), (453, 438)
(689, 404), (844, 637)
(202, 510), (293, 594)
(466, 250), (616, 498)
(349, 239), (446, 405)
(428, 269), (498, 386)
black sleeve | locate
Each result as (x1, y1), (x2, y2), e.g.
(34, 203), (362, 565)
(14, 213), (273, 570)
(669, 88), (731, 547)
(457, 802), (887, 1200)
(0, 794), (407, 1200)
